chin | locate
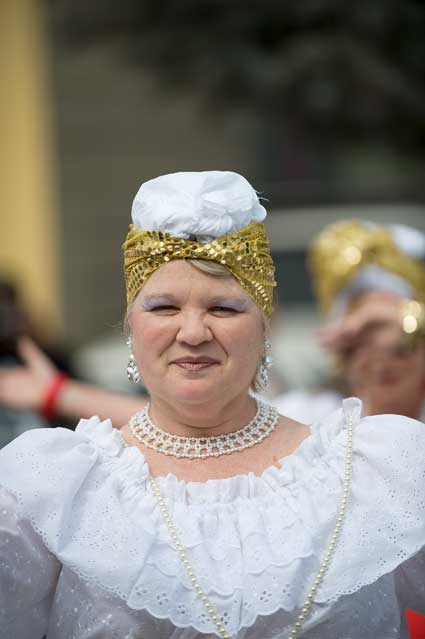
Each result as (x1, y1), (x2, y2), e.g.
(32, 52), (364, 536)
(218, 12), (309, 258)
(170, 379), (223, 405)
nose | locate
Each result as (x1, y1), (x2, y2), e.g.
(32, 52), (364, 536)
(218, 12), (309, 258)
(176, 312), (213, 346)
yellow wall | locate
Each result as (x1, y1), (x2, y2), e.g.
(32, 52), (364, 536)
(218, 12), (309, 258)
(0, 0), (62, 336)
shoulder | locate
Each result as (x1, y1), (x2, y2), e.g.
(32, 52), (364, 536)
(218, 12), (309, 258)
(315, 396), (424, 446)
(0, 420), (94, 467)
(354, 405), (425, 460)
(359, 409), (423, 434)
(352, 409), (425, 495)
(0, 417), (125, 498)
(309, 397), (425, 498)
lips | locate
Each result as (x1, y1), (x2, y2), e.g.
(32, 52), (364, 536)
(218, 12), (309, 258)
(171, 356), (219, 370)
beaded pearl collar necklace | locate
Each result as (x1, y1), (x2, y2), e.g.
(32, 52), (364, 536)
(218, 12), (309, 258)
(129, 400), (279, 459)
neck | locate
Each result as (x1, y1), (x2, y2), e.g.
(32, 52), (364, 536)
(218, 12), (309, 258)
(146, 393), (258, 438)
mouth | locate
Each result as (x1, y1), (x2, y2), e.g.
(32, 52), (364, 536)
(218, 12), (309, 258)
(171, 357), (219, 371)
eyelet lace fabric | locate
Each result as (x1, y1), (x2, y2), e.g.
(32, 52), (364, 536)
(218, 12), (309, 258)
(0, 397), (424, 639)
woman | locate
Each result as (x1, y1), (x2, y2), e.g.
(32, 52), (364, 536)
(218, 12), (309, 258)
(273, 219), (425, 423)
(0, 171), (424, 639)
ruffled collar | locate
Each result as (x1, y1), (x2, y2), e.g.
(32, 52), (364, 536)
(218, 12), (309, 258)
(76, 397), (362, 504)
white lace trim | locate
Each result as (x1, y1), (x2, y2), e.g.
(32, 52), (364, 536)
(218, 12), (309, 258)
(0, 398), (424, 635)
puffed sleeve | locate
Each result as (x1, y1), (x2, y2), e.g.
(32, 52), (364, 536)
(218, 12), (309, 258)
(0, 485), (61, 639)
(314, 402), (425, 610)
(0, 425), (100, 639)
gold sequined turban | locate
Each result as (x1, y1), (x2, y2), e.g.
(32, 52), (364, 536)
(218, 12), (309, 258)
(123, 221), (276, 317)
(309, 219), (425, 313)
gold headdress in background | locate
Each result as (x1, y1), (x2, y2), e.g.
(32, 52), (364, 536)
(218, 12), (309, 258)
(309, 219), (425, 313)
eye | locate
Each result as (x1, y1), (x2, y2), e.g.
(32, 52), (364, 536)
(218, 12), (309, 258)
(150, 305), (179, 314)
(210, 306), (240, 315)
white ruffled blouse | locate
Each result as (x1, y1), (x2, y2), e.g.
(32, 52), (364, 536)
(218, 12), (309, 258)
(0, 398), (424, 639)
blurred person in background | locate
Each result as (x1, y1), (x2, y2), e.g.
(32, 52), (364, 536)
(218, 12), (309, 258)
(0, 171), (424, 638)
(0, 279), (90, 446)
(0, 281), (50, 446)
(273, 219), (425, 423)
(0, 335), (146, 434)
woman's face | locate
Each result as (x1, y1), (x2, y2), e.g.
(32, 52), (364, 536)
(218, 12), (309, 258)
(343, 291), (425, 418)
(127, 260), (265, 406)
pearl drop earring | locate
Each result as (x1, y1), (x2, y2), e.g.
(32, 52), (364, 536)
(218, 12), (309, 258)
(126, 336), (141, 384)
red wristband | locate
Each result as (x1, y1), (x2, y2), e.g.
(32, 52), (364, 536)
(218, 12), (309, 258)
(40, 373), (69, 420)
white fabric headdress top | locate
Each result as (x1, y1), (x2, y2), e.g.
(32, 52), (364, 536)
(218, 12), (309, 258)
(131, 170), (267, 243)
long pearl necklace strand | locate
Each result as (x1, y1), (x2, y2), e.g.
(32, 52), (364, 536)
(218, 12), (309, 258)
(147, 413), (354, 639)
(129, 400), (279, 459)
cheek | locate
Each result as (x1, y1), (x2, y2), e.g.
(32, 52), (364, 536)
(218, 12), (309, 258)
(220, 320), (263, 361)
(131, 316), (174, 355)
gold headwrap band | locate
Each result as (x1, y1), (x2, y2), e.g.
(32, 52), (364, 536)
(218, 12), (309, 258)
(123, 221), (276, 317)
(309, 219), (425, 313)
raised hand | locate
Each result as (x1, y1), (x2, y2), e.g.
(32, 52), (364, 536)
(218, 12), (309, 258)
(0, 337), (58, 411)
